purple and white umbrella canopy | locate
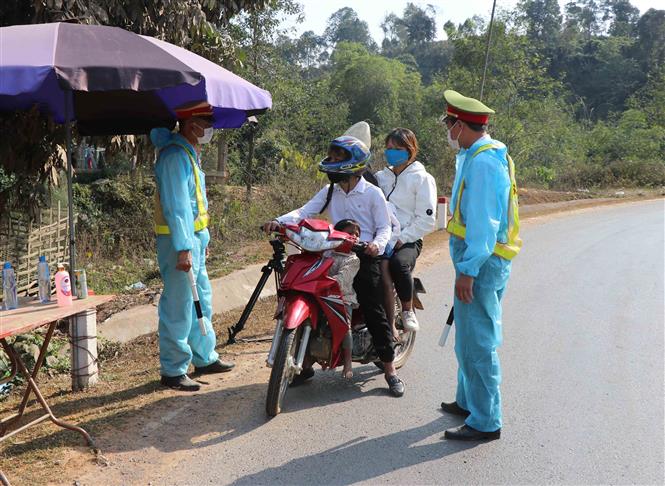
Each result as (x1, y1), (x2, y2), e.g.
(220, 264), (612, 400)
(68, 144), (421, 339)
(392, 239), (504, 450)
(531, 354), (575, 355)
(0, 22), (273, 285)
(0, 22), (272, 134)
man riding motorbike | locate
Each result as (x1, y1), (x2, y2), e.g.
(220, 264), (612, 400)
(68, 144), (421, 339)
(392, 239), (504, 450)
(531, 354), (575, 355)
(262, 135), (406, 397)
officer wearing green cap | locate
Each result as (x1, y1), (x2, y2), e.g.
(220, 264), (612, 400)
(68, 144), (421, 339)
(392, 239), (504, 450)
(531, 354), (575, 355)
(440, 90), (522, 441)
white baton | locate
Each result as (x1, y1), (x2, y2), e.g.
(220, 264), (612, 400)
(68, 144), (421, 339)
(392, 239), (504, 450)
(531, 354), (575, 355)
(188, 268), (207, 336)
(439, 307), (454, 347)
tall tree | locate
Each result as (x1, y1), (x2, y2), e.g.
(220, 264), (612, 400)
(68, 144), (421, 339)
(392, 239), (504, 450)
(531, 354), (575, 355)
(607, 0), (640, 37)
(324, 7), (376, 51)
(381, 12), (408, 54)
(635, 8), (665, 72)
(517, 0), (562, 46)
(564, 0), (612, 40)
(401, 3), (437, 45)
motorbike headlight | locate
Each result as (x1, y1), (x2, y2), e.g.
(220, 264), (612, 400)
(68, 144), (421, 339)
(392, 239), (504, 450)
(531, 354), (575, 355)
(285, 227), (342, 252)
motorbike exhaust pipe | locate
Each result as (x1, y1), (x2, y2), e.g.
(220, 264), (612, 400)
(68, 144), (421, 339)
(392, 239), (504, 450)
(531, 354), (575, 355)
(266, 319), (284, 367)
(294, 325), (312, 372)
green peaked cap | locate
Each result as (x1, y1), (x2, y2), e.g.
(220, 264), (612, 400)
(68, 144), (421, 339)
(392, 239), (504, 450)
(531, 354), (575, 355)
(444, 89), (495, 115)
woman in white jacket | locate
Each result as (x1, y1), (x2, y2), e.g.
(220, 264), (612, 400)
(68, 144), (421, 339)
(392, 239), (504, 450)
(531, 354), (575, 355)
(375, 128), (438, 332)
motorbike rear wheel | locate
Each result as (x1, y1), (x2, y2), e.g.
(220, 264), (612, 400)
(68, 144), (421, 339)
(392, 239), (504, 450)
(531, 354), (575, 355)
(374, 329), (416, 370)
(266, 325), (303, 417)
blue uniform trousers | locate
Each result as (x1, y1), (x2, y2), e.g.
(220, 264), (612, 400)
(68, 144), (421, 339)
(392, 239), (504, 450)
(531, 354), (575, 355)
(157, 229), (218, 377)
(452, 237), (511, 432)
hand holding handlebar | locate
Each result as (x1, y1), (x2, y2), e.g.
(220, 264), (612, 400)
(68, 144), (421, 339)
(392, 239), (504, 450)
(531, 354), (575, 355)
(363, 242), (380, 257)
(262, 220), (282, 233)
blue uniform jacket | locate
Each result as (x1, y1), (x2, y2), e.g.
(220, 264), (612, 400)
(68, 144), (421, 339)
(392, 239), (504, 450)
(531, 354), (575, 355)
(151, 128), (209, 252)
(449, 135), (511, 278)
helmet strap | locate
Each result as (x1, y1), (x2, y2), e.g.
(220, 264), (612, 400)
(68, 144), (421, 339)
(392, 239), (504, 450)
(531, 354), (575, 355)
(318, 182), (335, 214)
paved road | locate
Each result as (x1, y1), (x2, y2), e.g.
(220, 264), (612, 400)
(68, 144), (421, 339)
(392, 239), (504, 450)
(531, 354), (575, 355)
(143, 200), (665, 485)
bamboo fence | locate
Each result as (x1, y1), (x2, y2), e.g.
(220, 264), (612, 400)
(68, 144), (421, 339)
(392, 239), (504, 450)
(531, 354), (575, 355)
(0, 202), (71, 297)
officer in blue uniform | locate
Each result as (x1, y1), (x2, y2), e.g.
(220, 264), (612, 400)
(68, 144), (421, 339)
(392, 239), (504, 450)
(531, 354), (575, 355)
(440, 90), (522, 440)
(152, 102), (234, 391)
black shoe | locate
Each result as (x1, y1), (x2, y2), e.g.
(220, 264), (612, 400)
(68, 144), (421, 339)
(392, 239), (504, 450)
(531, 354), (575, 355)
(386, 375), (405, 397)
(444, 424), (501, 441)
(194, 359), (235, 375)
(160, 374), (200, 392)
(441, 401), (471, 417)
(290, 367), (315, 387)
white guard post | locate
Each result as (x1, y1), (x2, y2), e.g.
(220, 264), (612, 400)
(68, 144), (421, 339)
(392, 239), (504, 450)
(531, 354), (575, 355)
(70, 308), (99, 390)
(436, 196), (449, 230)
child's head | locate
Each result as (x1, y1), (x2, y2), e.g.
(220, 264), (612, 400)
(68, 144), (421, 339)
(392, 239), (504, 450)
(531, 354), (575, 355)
(334, 219), (360, 238)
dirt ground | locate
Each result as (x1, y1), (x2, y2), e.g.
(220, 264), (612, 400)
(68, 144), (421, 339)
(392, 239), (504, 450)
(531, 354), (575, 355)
(0, 299), (277, 485)
(0, 189), (662, 485)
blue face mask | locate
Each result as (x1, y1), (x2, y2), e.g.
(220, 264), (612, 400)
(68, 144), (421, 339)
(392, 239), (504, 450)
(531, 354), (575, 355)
(384, 149), (409, 167)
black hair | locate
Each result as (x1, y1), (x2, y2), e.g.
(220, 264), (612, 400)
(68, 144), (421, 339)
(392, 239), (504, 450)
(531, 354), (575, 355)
(334, 219), (360, 233)
(465, 121), (488, 132)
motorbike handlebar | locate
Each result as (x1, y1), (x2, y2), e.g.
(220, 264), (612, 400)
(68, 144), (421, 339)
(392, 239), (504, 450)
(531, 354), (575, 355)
(261, 223), (367, 253)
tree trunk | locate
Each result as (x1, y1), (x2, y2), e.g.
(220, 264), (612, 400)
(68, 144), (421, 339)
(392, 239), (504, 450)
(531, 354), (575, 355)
(216, 131), (228, 185)
(245, 129), (256, 198)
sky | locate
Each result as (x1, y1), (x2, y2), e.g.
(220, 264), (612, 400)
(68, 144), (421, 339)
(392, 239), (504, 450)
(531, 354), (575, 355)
(281, 0), (662, 42)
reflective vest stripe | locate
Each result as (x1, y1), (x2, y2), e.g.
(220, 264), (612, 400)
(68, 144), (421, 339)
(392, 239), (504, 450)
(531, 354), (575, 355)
(154, 143), (209, 235)
(446, 143), (522, 260)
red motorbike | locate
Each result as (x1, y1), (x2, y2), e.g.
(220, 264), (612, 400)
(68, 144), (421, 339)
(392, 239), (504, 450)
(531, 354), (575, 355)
(263, 219), (423, 416)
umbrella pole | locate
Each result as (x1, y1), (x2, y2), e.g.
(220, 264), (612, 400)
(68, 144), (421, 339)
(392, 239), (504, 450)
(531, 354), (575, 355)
(64, 90), (76, 295)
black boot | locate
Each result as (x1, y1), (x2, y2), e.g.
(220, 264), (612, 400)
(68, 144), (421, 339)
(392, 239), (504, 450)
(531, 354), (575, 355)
(440, 401), (471, 417)
(194, 359), (235, 375)
(444, 424), (501, 441)
(160, 374), (200, 392)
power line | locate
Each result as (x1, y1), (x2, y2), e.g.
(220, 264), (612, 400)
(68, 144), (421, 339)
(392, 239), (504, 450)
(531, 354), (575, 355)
(480, 0), (498, 101)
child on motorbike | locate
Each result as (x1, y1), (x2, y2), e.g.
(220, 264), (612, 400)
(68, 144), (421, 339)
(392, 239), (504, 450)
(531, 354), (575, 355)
(263, 134), (406, 397)
(326, 219), (361, 379)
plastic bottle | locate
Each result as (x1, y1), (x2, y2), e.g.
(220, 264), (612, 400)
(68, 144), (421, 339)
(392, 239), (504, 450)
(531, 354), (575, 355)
(2, 262), (18, 310)
(37, 256), (51, 304)
(54, 264), (73, 307)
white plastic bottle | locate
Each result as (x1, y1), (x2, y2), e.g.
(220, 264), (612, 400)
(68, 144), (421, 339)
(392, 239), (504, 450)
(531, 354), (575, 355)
(37, 256), (51, 303)
(54, 264), (73, 307)
(2, 262), (18, 310)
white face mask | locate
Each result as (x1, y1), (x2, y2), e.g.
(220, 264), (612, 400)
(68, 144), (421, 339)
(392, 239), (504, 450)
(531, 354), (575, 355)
(447, 122), (461, 151)
(197, 127), (214, 145)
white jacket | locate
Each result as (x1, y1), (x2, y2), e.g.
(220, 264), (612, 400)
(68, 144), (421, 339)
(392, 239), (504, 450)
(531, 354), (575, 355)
(375, 161), (437, 244)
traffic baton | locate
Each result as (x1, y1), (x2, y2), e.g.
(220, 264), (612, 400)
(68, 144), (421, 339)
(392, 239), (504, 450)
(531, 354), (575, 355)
(188, 268), (207, 336)
(438, 307), (454, 347)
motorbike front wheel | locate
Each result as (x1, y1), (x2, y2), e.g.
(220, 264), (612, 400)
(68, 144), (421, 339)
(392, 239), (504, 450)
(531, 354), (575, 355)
(266, 326), (302, 417)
